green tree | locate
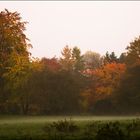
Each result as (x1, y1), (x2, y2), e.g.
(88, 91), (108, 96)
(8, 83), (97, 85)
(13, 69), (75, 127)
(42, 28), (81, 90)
(60, 45), (73, 71)
(118, 53), (127, 63)
(115, 62), (140, 114)
(125, 36), (140, 65)
(103, 51), (118, 64)
(72, 46), (84, 71)
(114, 36), (140, 114)
(29, 67), (87, 114)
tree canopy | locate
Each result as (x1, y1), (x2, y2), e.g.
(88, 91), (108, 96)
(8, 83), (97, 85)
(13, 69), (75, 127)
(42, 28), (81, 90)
(0, 9), (140, 115)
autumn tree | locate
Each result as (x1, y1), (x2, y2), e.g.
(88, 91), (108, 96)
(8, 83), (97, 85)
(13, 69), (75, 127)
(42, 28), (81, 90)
(0, 9), (31, 71)
(93, 63), (126, 96)
(0, 9), (32, 114)
(40, 57), (61, 72)
(81, 62), (126, 113)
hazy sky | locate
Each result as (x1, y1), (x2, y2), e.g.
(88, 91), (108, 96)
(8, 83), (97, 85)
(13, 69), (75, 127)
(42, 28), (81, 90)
(0, 1), (140, 58)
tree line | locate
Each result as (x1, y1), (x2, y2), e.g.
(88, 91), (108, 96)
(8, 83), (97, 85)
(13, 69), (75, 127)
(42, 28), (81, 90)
(0, 9), (140, 115)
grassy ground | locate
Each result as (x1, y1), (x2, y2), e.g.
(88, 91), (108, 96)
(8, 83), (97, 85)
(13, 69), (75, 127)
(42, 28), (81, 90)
(0, 116), (140, 140)
(0, 115), (139, 123)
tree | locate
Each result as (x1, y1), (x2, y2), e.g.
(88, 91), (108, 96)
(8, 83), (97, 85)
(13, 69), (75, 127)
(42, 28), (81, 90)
(60, 46), (84, 72)
(103, 51), (118, 64)
(115, 61), (140, 114)
(0, 9), (31, 70)
(29, 67), (87, 114)
(118, 53), (127, 63)
(93, 63), (126, 97)
(40, 57), (61, 72)
(125, 36), (140, 65)
(83, 51), (102, 69)
(0, 9), (31, 114)
(59, 45), (74, 71)
(81, 62), (126, 113)
(4, 55), (32, 114)
(113, 36), (140, 114)
(72, 46), (84, 71)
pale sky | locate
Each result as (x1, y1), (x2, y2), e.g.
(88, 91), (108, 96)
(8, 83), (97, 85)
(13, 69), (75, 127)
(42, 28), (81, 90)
(0, 1), (140, 58)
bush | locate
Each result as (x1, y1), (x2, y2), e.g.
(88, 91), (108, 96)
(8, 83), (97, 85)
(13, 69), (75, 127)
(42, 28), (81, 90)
(95, 122), (125, 140)
(52, 119), (78, 133)
(43, 119), (79, 134)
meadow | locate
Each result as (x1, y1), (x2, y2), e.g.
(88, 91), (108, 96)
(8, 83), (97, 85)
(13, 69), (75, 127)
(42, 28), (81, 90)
(0, 116), (140, 140)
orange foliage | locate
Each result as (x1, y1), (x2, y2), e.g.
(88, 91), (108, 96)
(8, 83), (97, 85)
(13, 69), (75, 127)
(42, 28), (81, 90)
(41, 57), (61, 72)
(81, 63), (126, 105)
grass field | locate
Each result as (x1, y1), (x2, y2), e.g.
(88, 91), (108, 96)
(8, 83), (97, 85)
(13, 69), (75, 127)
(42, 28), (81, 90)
(0, 115), (139, 124)
(0, 116), (140, 140)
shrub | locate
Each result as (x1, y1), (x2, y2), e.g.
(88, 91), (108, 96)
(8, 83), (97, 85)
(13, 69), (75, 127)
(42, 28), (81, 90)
(43, 119), (79, 134)
(52, 119), (78, 133)
(95, 122), (125, 140)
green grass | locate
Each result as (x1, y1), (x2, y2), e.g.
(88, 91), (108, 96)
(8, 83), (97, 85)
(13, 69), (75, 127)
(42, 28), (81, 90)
(0, 116), (139, 140)
(0, 115), (139, 124)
